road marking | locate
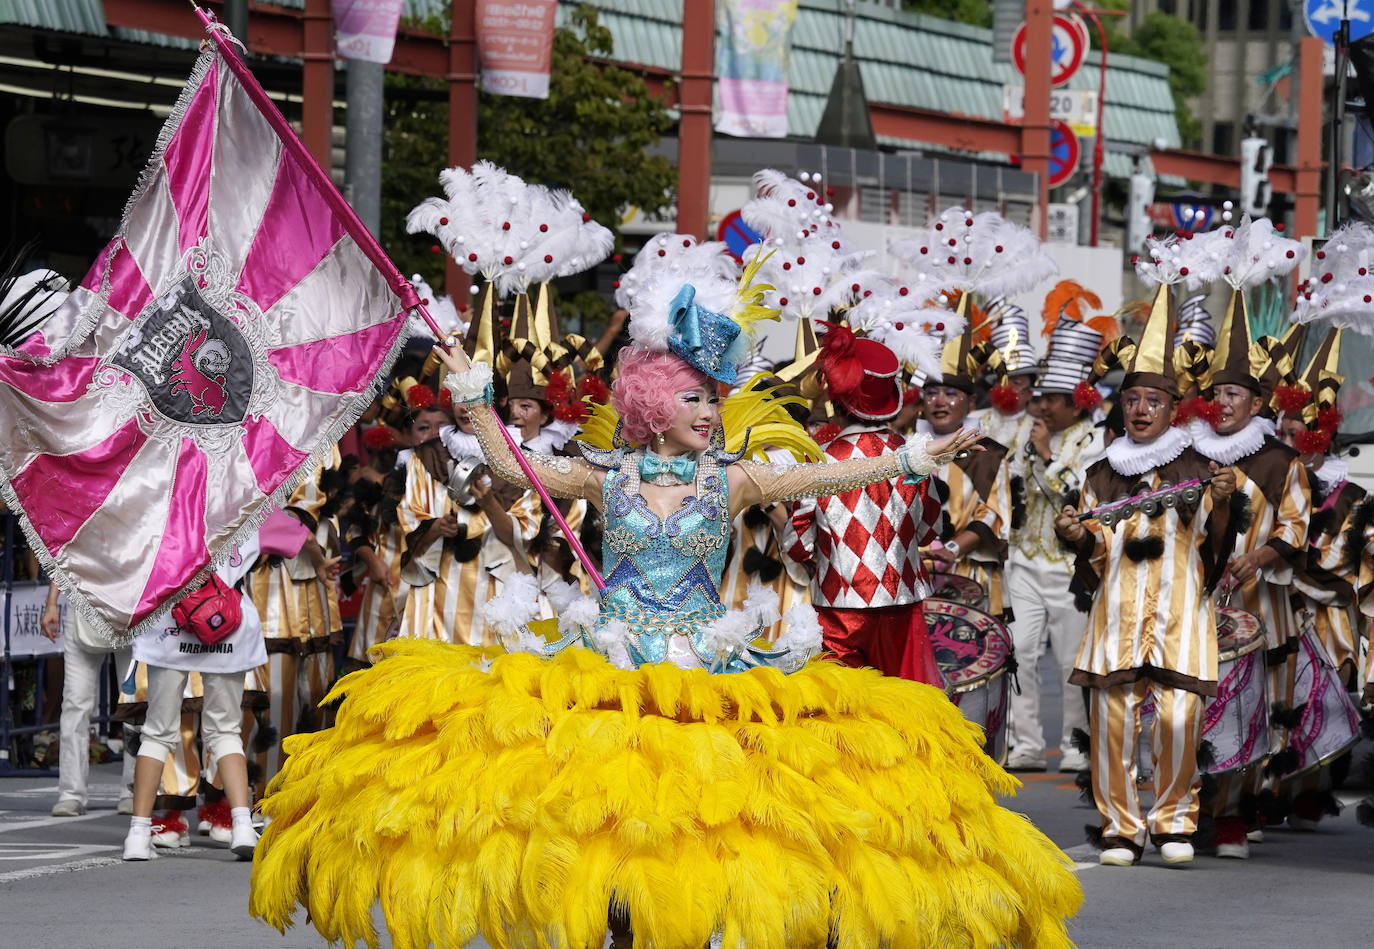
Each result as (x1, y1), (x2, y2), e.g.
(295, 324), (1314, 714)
(0, 811), (111, 834)
(0, 854), (122, 882)
(0, 842), (115, 861)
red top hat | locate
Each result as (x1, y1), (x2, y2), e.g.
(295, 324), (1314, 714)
(817, 322), (902, 421)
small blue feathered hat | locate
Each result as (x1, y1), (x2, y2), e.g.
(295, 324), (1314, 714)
(615, 234), (778, 384)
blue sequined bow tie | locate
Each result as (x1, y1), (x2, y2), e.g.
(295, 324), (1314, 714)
(639, 453), (696, 484)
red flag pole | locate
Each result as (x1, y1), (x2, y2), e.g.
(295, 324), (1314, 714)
(190, 3), (606, 592)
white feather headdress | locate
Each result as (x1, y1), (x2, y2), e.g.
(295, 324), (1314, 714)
(844, 275), (964, 376)
(406, 161), (613, 299)
(616, 234), (741, 351)
(1189, 216), (1305, 291)
(1293, 220), (1374, 329)
(889, 208), (1057, 299)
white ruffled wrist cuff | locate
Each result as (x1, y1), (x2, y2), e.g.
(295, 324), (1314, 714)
(899, 433), (939, 478)
(442, 362), (494, 405)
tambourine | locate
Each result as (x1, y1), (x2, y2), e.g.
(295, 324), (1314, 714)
(1081, 476), (1210, 527)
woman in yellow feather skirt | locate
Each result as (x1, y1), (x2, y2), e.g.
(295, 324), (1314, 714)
(249, 254), (1082, 949)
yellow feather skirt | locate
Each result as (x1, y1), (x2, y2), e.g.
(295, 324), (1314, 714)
(249, 640), (1081, 949)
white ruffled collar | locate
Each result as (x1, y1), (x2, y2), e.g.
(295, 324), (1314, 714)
(1314, 455), (1349, 491)
(1105, 425), (1191, 477)
(1188, 416), (1274, 465)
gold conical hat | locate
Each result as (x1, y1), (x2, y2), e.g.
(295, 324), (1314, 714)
(1121, 283), (1180, 396)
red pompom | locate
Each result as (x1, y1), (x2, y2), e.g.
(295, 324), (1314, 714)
(1295, 429), (1333, 456)
(817, 321), (863, 397)
(1174, 398), (1197, 426)
(812, 422), (842, 445)
(1072, 381), (1102, 411)
(1273, 384), (1311, 415)
(1317, 406), (1343, 433)
(545, 370), (588, 424)
(405, 384), (436, 409)
(439, 387), (454, 410)
(988, 383), (1022, 414)
(1194, 397), (1223, 428)
(362, 426), (398, 451)
(578, 374), (610, 404)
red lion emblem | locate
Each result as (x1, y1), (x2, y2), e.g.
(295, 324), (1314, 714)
(168, 329), (229, 417)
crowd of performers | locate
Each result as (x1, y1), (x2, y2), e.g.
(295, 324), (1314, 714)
(16, 163), (1374, 946)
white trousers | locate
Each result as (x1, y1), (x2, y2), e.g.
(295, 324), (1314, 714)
(1006, 551), (1089, 758)
(57, 639), (130, 805)
(138, 665), (246, 766)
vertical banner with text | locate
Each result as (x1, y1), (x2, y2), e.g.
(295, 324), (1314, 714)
(477, 0), (559, 99)
(715, 0), (799, 138)
(332, 0), (408, 64)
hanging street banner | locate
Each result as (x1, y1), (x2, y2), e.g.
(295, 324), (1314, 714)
(331, 0), (407, 64)
(1002, 86), (1098, 136)
(715, 0), (800, 139)
(476, 0), (559, 99)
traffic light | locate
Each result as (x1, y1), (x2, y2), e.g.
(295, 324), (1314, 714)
(1126, 173), (1154, 251)
(1239, 137), (1272, 218)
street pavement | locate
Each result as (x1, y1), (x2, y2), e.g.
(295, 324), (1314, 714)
(3, 657), (1371, 948)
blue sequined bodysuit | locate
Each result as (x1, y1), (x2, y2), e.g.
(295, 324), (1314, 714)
(597, 450), (739, 667)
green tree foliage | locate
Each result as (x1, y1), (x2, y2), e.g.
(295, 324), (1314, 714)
(381, 5), (676, 292)
(900, 0), (991, 28)
(1096, 6), (1208, 149)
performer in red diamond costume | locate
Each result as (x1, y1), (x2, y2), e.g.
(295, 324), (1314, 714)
(788, 325), (944, 684)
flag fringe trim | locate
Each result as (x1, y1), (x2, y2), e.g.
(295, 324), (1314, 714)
(0, 313), (410, 648)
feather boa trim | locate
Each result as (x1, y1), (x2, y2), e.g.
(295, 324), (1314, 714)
(250, 641), (1082, 949)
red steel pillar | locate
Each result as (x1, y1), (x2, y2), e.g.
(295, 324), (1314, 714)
(677, 0), (715, 239)
(448, 0), (479, 295)
(301, 0), (334, 168)
(1294, 36), (1324, 240)
(1021, 0), (1053, 239)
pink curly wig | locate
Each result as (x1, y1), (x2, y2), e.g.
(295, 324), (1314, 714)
(611, 347), (709, 445)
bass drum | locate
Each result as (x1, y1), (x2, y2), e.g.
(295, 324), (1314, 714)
(923, 599), (1012, 764)
(1139, 606), (1269, 777)
(1204, 606), (1271, 775)
(928, 573), (986, 608)
(1274, 623), (1363, 779)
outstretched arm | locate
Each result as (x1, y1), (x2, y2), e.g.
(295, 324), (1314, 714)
(728, 429), (981, 514)
(435, 347), (605, 505)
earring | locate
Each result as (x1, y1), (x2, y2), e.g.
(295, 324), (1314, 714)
(656, 432), (666, 446)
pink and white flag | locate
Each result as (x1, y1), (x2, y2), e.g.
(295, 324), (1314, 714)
(0, 48), (409, 642)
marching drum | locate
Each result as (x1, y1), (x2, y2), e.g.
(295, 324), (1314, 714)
(1137, 606), (1270, 778)
(1203, 606), (1271, 774)
(1275, 622), (1363, 779)
(928, 573), (986, 607)
(923, 599), (1012, 763)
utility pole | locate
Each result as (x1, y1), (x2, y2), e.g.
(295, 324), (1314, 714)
(345, 59), (385, 235)
(1021, 1), (1053, 239)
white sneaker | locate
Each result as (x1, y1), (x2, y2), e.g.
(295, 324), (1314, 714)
(1215, 841), (1250, 859)
(150, 816), (189, 849)
(1005, 751), (1048, 772)
(1058, 751), (1090, 772)
(122, 833), (157, 862)
(1099, 847), (1137, 867)
(116, 797), (134, 816)
(1286, 815), (1320, 832)
(197, 818), (211, 835)
(1160, 841), (1194, 864)
(1246, 829), (1265, 843)
(209, 823), (233, 844)
(50, 798), (86, 817)
(229, 823), (259, 860)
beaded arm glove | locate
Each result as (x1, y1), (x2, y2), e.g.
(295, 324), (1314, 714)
(732, 433), (943, 511)
(441, 368), (602, 502)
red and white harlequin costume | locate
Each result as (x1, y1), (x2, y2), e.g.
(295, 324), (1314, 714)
(787, 329), (944, 684)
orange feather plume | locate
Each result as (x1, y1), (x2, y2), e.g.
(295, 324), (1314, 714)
(1041, 280), (1102, 334)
